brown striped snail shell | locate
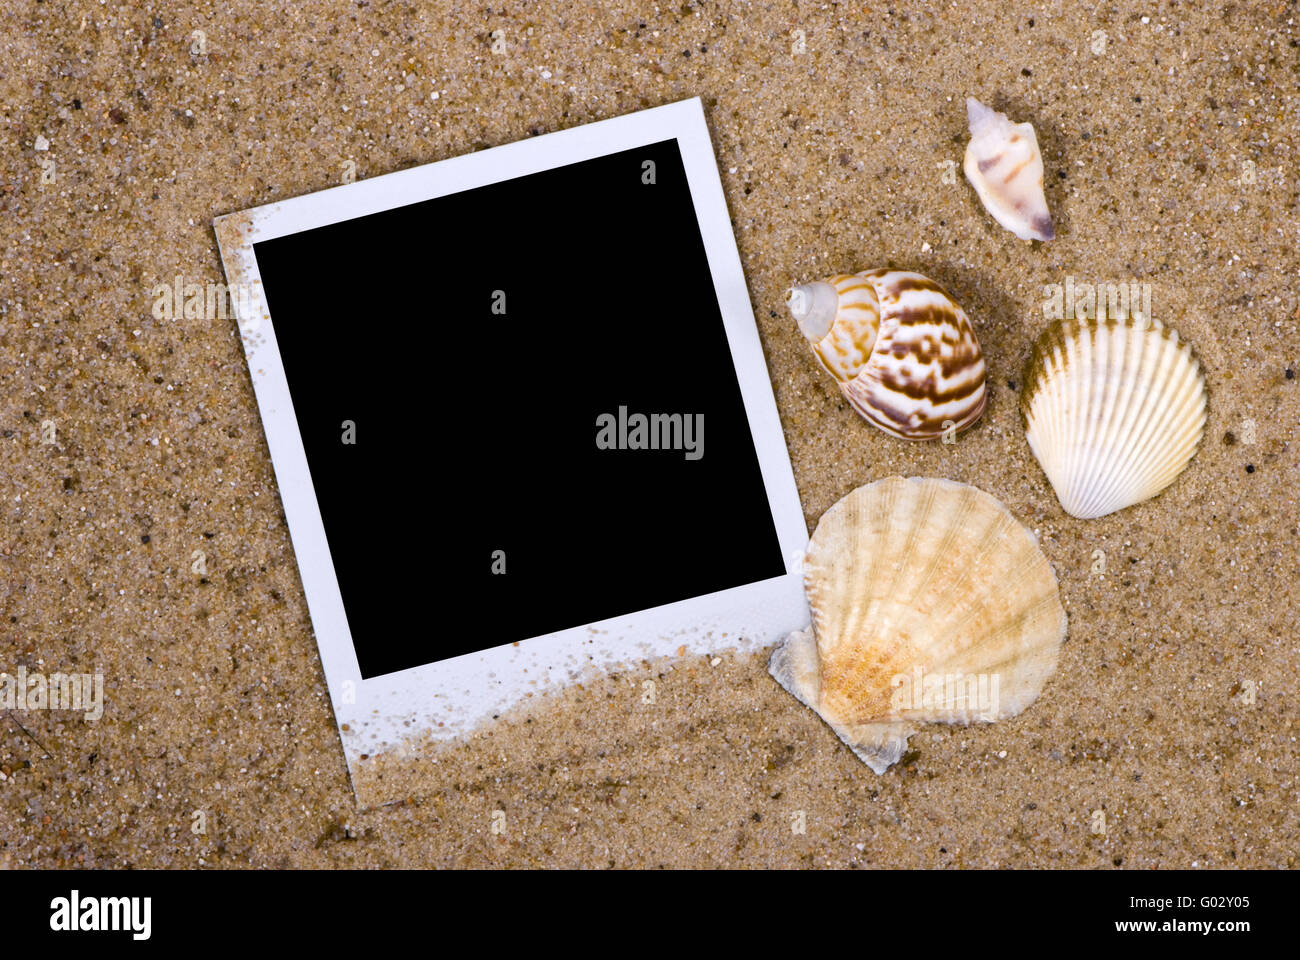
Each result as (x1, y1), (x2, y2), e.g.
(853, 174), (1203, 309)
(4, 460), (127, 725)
(787, 268), (987, 440)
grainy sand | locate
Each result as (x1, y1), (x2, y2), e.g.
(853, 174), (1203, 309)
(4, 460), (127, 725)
(2, 1), (1297, 868)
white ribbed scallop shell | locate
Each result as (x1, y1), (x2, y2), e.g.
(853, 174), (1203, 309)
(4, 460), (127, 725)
(769, 477), (1066, 772)
(788, 269), (986, 439)
(1021, 316), (1207, 520)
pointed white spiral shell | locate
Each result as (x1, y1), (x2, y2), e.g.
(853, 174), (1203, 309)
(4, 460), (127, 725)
(963, 97), (1054, 242)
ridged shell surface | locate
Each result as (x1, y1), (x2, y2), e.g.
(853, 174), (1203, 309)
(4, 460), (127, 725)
(1022, 317), (1207, 520)
(963, 98), (1054, 242)
(769, 477), (1066, 772)
(795, 269), (986, 439)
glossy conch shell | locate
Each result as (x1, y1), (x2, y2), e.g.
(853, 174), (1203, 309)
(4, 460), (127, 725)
(963, 97), (1054, 242)
(786, 269), (986, 439)
(769, 477), (1066, 772)
(1022, 316), (1207, 520)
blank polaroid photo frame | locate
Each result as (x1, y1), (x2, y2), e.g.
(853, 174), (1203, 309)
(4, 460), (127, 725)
(214, 97), (808, 798)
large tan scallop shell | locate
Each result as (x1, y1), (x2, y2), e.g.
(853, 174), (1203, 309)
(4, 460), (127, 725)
(963, 97), (1054, 242)
(786, 269), (986, 439)
(769, 477), (1066, 772)
(1021, 316), (1207, 520)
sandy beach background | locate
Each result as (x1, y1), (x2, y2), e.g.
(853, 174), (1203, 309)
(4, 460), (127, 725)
(2, 0), (1296, 867)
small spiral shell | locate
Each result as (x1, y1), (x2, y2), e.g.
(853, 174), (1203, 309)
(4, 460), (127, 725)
(787, 268), (987, 440)
(963, 97), (1054, 242)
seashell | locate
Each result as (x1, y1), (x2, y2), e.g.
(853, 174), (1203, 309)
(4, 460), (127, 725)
(1021, 315), (1207, 520)
(786, 269), (986, 440)
(769, 477), (1066, 772)
(963, 97), (1054, 242)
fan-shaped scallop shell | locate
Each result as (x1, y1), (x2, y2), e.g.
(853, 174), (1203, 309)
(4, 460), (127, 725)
(963, 97), (1054, 242)
(1021, 316), (1207, 520)
(786, 269), (986, 439)
(769, 477), (1066, 772)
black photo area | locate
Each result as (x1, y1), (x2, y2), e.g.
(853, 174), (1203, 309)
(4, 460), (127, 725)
(253, 138), (786, 678)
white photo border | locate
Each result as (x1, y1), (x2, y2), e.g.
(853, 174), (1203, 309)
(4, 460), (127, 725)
(214, 97), (809, 792)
